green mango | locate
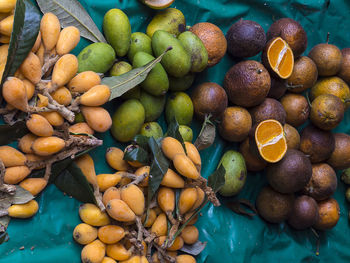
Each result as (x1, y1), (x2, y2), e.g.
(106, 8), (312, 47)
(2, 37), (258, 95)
(165, 92), (193, 125)
(111, 99), (145, 142)
(77, 42), (115, 73)
(178, 31), (208, 72)
(128, 32), (152, 63)
(169, 73), (195, 91)
(133, 51), (169, 96)
(103, 9), (131, 57)
(152, 30), (191, 78)
(139, 90), (166, 122)
(217, 150), (247, 197)
(146, 8), (186, 38)
(140, 122), (164, 139)
(179, 125), (193, 142)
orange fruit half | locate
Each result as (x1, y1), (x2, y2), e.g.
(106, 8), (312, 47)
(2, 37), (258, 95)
(265, 37), (294, 79)
(141, 0), (174, 9)
(255, 119), (287, 163)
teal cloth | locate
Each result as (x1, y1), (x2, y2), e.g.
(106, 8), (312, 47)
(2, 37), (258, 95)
(1, 0), (350, 262)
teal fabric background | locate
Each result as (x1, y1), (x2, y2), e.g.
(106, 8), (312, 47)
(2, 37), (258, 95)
(1, 0), (350, 262)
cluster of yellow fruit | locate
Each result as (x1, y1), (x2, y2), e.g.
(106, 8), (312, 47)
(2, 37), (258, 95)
(73, 137), (204, 263)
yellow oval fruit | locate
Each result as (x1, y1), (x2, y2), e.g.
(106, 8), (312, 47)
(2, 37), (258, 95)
(106, 199), (136, 222)
(40, 12), (60, 51)
(80, 84), (111, 106)
(52, 54), (78, 88)
(157, 187), (175, 213)
(176, 255), (196, 263)
(141, 208), (157, 227)
(4, 165), (31, 184)
(26, 114), (54, 137)
(39, 111), (64, 127)
(31, 136), (65, 156)
(102, 187), (121, 206)
(0, 145), (27, 167)
(161, 137), (185, 160)
(185, 142), (201, 169)
(121, 184), (145, 216)
(105, 147), (130, 171)
(81, 239), (106, 263)
(151, 213), (167, 236)
(8, 200), (39, 219)
(36, 43), (45, 66)
(120, 256), (141, 263)
(0, 14), (13, 36)
(0, 44), (8, 63)
(75, 154), (97, 185)
(69, 122), (94, 135)
(0, 0), (16, 13)
(31, 32), (41, 53)
(97, 173), (122, 192)
(68, 71), (101, 93)
(18, 133), (37, 154)
(81, 106), (112, 133)
(106, 243), (131, 261)
(191, 187), (205, 211)
(0, 63), (5, 82)
(183, 211), (198, 225)
(79, 203), (110, 226)
(73, 223), (98, 245)
(0, 35), (10, 43)
(102, 257), (117, 263)
(179, 188), (198, 215)
(156, 236), (184, 251)
(56, 26), (80, 55)
(36, 94), (48, 107)
(160, 168), (185, 188)
(23, 79), (35, 100)
(173, 154), (200, 180)
(20, 52), (41, 84)
(98, 225), (125, 244)
(134, 165), (150, 187)
(181, 225), (199, 245)
(51, 86), (72, 106)
(19, 178), (47, 196)
(2, 77), (28, 111)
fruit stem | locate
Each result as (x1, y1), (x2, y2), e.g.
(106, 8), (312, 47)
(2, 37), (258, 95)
(0, 159), (16, 195)
(326, 32), (330, 44)
(286, 83), (303, 90)
(306, 92), (312, 108)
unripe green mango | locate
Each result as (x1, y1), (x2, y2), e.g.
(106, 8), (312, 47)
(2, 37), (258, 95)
(111, 99), (145, 142)
(103, 9), (131, 57)
(128, 32), (152, 63)
(178, 31), (208, 72)
(140, 122), (164, 139)
(165, 92), (193, 125)
(139, 90), (166, 122)
(152, 30), (191, 78)
(77, 42), (115, 73)
(133, 51), (169, 96)
(169, 73), (195, 91)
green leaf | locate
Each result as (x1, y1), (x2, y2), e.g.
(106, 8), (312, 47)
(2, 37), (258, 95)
(208, 164), (226, 193)
(194, 114), (216, 151)
(102, 47), (172, 101)
(123, 145), (149, 165)
(54, 162), (96, 204)
(132, 135), (150, 151)
(180, 241), (207, 256)
(36, 0), (106, 43)
(166, 117), (186, 153)
(0, 121), (29, 145)
(2, 0), (41, 86)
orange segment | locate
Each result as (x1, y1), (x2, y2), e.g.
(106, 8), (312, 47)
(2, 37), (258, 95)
(267, 37), (294, 79)
(255, 119), (287, 163)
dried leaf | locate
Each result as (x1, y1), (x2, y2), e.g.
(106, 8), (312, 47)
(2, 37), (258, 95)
(227, 199), (257, 218)
(194, 114), (216, 150)
(0, 186), (34, 207)
(180, 241), (207, 256)
(0, 216), (10, 231)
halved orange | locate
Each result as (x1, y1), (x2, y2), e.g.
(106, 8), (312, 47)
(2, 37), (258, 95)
(141, 0), (174, 9)
(255, 119), (287, 163)
(264, 37), (294, 79)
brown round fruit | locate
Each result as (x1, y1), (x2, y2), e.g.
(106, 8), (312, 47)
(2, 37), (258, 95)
(280, 93), (310, 127)
(267, 77), (287, 99)
(249, 98), (286, 125)
(299, 125), (335, 163)
(266, 149), (312, 194)
(338, 48), (350, 85)
(303, 163), (337, 201)
(283, 123), (300, 150)
(287, 56), (318, 93)
(310, 94), (344, 131)
(287, 195), (319, 230)
(239, 138), (267, 172)
(224, 60), (271, 107)
(218, 106), (252, 142)
(226, 19), (266, 58)
(191, 82), (228, 120)
(314, 198), (340, 230)
(266, 18), (307, 57)
(308, 43), (343, 77)
(189, 22), (227, 67)
(327, 133), (350, 170)
(256, 185), (294, 224)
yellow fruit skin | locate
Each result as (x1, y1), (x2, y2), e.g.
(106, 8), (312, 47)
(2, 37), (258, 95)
(52, 54), (78, 88)
(142, 208), (157, 227)
(23, 79), (35, 100)
(2, 77), (28, 112)
(0, 14), (13, 36)
(69, 122), (94, 135)
(176, 255), (196, 263)
(121, 184), (145, 216)
(0, 145), (27, 167)
(191, 187), (205, 211)
(37, 94), (48, 107)
(81, 106), (112, 133)
(161, 137), (185, 160)
(56, 26), (80, 55)
(173, 154), (200, 179)
(51, 86), (72, 106)
(156, 236), (184, 251)
(120, 256), (141, 263)
(102, 257), (117, 263)
(73, 223), (98, 245)
(106, 243), (131, 261)
(36, 43), (45, 65)
(181, 225), (199, 245)
(98, 225), (125, 244)
(97, 173), (122, 192)
(0, 63), (5, 83)
(8, 200), (39, 218)
(105, 147), (130, 171)
(19, 178), (47, 196)
(134, 166), (149, 186)
(68, 71), (101, 93)
(39, 111), (64, 127)
(140, 256), (149, 263)
(0, 35), (9, 43)
(0, 0), (16, 13)
(40, 12), (60, 51)
(106, 199), (136, 222)
(20, 52), (41, 84)
(4, 165), (31, 184)
(79, 203), (110, 227)
(81, 240), (106, 263)
(26, 114), (54, 137)
(185, 142), (201, 169)
(80, 84), (111, 106)
(75, 154), (97, 185)
(102, 187), (121, 206)
(152, 252), (177, 263)
(18, 133), (37, 154)
(183, 211), (198, 225)
(157, 187), (175, 213)
(32, 136), (65, 156)
(31, 32), (41, 53)
(151, 213), (167, 236)
(0, 44), (8, 63)
(160, 168), (185, 188)
(179, 188), (198, 215)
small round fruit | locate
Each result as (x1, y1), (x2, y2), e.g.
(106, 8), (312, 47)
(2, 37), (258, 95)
(161, 137), (185, 160)
(81, 106), (112, 133)
(106, 199), (136, 222)
(81, 240), (106, 263)
(283, 124), (300, 150)
(140, 122), (163, 139)
(314, 198), (340, 230)
(68, 71), (101, 93)
(287, 195), (319, 230)
(173, 154), (200, 180)
(181, 225), (199, 245)
(338, 48), (350, 85)
(165, 92), (193, 126)
(31, 136), (65, 156)
(327, 133), (350, 170)
(249, 98), (286, 125)
(105, 147), (129, 171)
(267, 77), (287, 99)
(79, 203), (110, 226)
(280, 93), (310, 127)
(8, 200), (39, 218)
(98, 225), (125, 244)
(73, 223), (98, 245)
(26, 114), (54, 137)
